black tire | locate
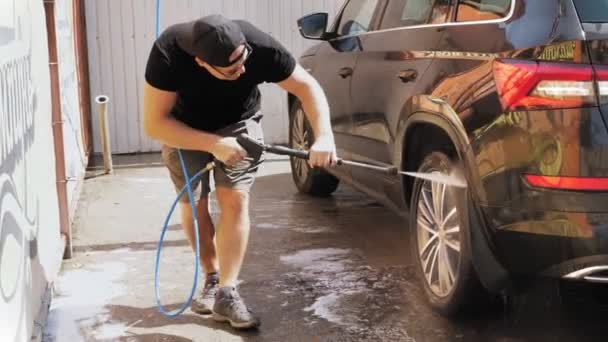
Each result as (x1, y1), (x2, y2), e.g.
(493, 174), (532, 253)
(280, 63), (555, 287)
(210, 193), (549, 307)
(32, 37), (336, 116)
(410, 151), (486, 316)
(288, 100), (339, 196)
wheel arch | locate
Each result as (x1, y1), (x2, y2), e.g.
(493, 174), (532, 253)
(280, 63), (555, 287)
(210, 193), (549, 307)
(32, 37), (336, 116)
(395, 97), (510, 293)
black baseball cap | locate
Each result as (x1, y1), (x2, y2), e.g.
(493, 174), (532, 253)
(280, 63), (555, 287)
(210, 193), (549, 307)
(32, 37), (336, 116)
(181, 15), (246, 67)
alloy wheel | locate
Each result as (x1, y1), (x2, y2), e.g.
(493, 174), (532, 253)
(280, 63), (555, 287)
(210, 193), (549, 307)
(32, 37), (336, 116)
(290, 107), (311, 182)
(416, 174), (462, 297)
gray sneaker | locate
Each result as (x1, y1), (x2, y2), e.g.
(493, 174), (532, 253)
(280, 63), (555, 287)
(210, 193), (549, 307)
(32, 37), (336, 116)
(191, 273), (219, 315)
(212, 287), (261, 329)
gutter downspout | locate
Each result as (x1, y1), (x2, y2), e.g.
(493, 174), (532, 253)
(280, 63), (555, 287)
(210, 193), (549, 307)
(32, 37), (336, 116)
(44, 0), (72, 259)
(73, 0), (93, 156)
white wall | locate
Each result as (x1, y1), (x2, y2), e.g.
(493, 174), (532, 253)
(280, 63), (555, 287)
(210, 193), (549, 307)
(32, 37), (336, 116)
(0, 0), (65, 340)
(85, 0), (345, 154)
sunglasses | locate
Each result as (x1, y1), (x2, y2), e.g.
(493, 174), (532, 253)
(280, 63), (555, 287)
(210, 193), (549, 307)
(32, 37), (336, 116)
(209, 43), (253, 78)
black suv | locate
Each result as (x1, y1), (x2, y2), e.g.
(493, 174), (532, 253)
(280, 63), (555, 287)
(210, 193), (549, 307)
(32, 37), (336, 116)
(287, 0), (608, 315)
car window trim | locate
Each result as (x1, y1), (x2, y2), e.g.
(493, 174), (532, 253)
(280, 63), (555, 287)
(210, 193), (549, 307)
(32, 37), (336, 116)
(329, 0), (387, 40)
(371, 0), (390, 31)
(329, 0), (350, 34)
(447, 0), (459, 23)
(376, 0), (458, 31)
(337, 0), (515, 39)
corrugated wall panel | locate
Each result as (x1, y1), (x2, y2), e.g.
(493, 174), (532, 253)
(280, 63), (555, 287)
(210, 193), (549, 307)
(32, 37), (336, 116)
(86, 0), (344, 154)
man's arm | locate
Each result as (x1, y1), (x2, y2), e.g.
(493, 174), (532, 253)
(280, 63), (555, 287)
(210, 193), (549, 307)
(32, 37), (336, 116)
(278, 64), (337, 167)
(143, 82), (247, 165)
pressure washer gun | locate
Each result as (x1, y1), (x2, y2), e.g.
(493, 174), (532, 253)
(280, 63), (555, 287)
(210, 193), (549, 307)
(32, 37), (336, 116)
(236, 133), (399, 176)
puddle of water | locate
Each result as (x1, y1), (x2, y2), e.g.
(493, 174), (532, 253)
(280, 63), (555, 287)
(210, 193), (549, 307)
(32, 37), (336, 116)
(280, 249), (417, 341)
(280, 248), (350, 274)
(292, 225), (333, 234)
(93, 323), (129, 340)
(281, 249), (362, 325)
(44, 262), (127, 341)
(304, 293), (344, 325)
(128, 324), (245, 342)
(256, 223), (283, 229)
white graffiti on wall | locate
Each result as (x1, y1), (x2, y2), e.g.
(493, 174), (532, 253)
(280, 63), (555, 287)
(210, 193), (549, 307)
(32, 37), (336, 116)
(0, 54), (36, 167)
(0, 0), (42, 340)
(0, 174), (38, 334)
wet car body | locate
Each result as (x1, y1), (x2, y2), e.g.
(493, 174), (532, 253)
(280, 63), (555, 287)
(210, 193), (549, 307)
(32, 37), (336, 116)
(288, 0), (608, 314)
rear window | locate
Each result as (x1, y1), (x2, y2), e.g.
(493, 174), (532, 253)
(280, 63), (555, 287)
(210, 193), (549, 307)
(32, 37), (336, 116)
(573, 0), (608, 23)
(456, 0), (511, 22)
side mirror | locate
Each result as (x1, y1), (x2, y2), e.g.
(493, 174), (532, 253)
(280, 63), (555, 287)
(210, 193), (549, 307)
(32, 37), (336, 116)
(297, 13), (329, 40)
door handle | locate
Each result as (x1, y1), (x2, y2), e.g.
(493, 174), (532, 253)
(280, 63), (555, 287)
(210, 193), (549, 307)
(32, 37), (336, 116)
(397, 69), (418, 83)
(338, 67), (354, 78)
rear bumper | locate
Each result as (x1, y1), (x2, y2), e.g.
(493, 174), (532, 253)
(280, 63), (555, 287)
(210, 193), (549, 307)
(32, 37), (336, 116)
(544, 255), (608, 283)
(563, 265), (608, 284)
(470, 106), (608, 279)
(480, 205), (608, 278)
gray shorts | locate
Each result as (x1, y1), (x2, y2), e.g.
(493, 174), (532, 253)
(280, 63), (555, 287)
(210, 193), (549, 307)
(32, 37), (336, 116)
(161, 117), (265, 202)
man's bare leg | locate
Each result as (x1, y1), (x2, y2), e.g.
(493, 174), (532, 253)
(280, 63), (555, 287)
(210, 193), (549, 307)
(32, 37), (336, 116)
(214, 187), (250, 287)
(180, 197), (222, 314)
(211, 186), (260, 329)
(179, 198), (219, 274)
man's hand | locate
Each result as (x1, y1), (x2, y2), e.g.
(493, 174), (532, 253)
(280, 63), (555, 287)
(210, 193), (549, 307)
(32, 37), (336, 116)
(211, 137), (248, 166)
(309, 134), (338, 168)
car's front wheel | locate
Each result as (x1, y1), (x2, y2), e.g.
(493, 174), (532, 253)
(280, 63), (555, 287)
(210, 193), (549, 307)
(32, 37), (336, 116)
(288, 100), (339, 196)
(410, 151), (486, 315)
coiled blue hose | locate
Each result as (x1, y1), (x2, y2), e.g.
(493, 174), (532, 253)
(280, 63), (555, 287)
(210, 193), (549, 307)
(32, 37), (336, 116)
(154, 0), (204, 318)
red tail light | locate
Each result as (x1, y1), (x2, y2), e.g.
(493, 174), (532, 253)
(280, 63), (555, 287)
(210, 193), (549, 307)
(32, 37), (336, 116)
(594, 66), (608, 105)
(524, 175), (608, 191)
(493, 60), (598, 111)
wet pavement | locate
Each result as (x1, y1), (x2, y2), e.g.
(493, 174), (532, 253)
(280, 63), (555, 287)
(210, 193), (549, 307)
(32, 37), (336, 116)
(43, 154), (607, 341)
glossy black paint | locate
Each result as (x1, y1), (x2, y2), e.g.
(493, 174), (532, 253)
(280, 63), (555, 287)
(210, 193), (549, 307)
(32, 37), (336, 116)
(295, 0), (608, 287)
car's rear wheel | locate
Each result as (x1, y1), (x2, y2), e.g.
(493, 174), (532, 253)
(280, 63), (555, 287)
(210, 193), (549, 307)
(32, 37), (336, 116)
(288, 100), (339, 196)
(410, 151), (485, 315)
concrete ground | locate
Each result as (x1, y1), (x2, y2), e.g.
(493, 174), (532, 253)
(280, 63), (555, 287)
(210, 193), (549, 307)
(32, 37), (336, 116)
(43, 154), (607, 342)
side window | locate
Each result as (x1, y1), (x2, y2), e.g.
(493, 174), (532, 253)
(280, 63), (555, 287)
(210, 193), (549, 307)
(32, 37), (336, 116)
(380, 0), (452, 30)
(336, 0), (380, 36)
(456, 0), (511, 22)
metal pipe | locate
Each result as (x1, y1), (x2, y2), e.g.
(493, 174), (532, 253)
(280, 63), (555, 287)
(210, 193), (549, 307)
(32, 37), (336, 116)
(338, 159), (399, 175)
(44, 0), (72, 259)
(95, 95), (113, 174)
(72, 0), (94, 156)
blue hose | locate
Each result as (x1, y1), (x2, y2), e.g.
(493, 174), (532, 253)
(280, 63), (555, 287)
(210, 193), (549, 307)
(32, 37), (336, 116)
(154, 0), (204, 318)
(154, 163), (213, 317)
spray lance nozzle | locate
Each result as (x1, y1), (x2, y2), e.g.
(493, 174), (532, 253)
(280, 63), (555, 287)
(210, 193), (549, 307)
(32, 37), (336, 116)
(236, 134), (466, 187)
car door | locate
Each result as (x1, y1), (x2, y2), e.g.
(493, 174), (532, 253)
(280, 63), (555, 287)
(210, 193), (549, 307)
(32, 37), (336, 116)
(349, 0), (450, 203)
(312, 0), (384, 162)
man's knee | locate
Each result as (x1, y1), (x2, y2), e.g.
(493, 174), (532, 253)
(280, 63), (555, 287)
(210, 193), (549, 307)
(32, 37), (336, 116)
(180, 198), (210, 216)
(216, 187), (249, 213)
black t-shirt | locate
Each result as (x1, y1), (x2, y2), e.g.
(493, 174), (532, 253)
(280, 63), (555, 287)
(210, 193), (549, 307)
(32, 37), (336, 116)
(145, 20), (296, 132)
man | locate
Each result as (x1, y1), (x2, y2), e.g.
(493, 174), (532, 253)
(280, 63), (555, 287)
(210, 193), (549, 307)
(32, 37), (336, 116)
(143, 15), (337, 329)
